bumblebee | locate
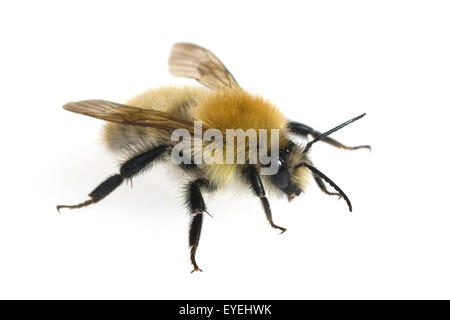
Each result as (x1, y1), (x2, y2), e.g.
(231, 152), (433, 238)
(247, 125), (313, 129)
(57, 43), (370, 272)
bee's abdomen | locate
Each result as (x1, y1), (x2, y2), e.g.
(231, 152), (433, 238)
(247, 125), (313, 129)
(102, 123), (163, 154)
(101, 86), (209, 154)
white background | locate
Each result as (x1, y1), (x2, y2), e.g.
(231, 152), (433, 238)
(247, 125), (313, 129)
(0, 0), (449, 299)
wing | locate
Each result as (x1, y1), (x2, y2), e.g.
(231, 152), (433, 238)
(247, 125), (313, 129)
(168, 42), (240, 91)
(63, 100), (202, 135)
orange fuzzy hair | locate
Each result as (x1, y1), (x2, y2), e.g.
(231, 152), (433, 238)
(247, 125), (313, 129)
(195, 88), (287, 136)
(193, 88), (290, 187)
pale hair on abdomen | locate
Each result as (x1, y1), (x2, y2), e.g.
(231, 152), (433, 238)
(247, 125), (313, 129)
(102, 86), (209, 154)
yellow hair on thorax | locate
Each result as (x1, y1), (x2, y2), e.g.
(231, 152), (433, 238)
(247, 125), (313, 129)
(193, 88), (288, 187)
(195, 88), (287, 133)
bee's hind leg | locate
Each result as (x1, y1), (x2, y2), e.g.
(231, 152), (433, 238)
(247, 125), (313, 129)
(57, 145), (169, 212)
(185, 179), (215, 273)
(287, 121), (370, 150)
(57, 174), (124, 212)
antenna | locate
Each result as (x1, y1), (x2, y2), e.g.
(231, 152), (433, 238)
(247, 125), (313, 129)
(304, 113), (367, 153)
(296, 163), (352, 212)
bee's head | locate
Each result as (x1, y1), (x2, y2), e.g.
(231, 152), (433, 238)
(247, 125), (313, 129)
(265, 113), (367, 209)
(265, 142), (311, 202)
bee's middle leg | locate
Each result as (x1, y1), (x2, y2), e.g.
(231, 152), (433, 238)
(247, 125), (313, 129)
(57, 145), (169, 212)
(185, 178), (214, 273)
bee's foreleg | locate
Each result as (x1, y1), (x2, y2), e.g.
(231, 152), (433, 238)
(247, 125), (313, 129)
(248, 166), (286, 234)
(185, 179), (214, 273)
(57, 145), (169, 212)
(287, 121), (370, 151)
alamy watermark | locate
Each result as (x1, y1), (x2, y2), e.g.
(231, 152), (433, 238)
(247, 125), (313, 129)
(171, 121), (280, 175)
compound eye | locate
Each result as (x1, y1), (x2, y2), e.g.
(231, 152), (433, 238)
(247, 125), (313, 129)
(272, 159), (289, 188)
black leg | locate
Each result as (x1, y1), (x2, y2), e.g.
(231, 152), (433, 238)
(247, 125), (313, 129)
(248, 166), (286, 233)
(185, 179), (213, 273)
(288, 121), (370, 150)
(189, 214), (203, 273)
(57, 145), (169, 212)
